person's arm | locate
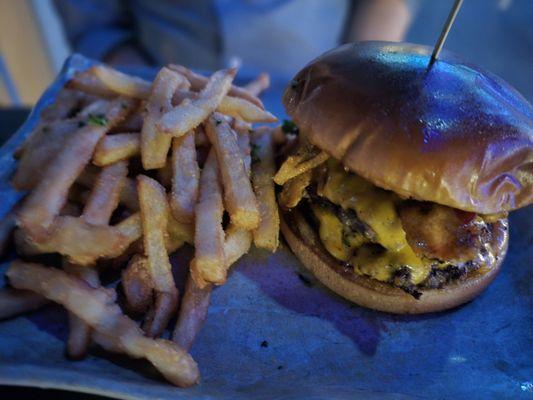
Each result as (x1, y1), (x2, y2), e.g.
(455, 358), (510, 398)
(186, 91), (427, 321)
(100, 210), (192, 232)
(346, 0), (414, 42)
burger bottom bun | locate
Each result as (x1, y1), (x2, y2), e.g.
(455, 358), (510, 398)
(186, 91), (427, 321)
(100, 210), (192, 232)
(280, 208), (509, 314)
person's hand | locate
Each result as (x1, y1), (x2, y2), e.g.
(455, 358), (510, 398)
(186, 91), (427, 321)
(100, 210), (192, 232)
(347, 0), (413, 42)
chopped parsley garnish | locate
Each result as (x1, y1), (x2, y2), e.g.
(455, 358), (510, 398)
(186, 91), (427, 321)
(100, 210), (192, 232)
(251, 143), (260, 165)
(281, 119), (299, 135)
(88, 114), (107, 126)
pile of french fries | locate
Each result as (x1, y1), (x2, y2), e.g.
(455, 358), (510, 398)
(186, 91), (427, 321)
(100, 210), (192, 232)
(0, 62), (280, 387)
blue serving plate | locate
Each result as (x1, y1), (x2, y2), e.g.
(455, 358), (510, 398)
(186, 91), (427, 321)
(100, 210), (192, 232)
(0, 55), (531, 400)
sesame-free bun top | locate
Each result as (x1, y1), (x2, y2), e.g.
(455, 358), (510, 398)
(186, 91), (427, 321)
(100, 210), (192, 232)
(283, 42), (533, 214)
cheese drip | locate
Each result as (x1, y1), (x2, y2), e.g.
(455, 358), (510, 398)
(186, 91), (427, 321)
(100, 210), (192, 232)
(317, 160), (430, 284)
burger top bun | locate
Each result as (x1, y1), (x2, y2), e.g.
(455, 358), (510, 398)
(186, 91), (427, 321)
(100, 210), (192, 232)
(283, 42), (533, 214)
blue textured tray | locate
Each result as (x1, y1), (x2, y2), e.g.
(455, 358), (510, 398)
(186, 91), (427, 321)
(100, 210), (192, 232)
(0, 55), (531, 400)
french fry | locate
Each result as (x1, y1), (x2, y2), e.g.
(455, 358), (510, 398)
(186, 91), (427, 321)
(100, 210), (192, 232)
(93, 133), (140, 166)
(78, 168), (139, 211)
(64, 160), (128, 359)
(172, 221), (251, 350)
(172, 275), (212, 350)
(68, 69), (118, 98)
(141, 68), (184, 169)
(167, 212), (194, 246)
(6, 261), (200, 387)
(244, 73), (270, 97)
(168, 64), (264, 109)
(273, 144), (329, 185)
(17, 216), (130, 265)
(224, 223), (253, 268)
(82, 161), (128, 224)
(170, 132), (199, 223)
(190, 150), (226, 287)
(137, 175), (178, 337)
(157, 69), (236, 137)
(279, 170), (312, 208)
(194, 125), (209, 147)
(92, 65), (152, 99)
(236, 130), (251, 177)
(205, 116), (260, 230)
(13, 120), (79, 190)
(115, 212), (142, 245)
(17, 97), (135, 241)
(0, 288), (49, 320)
(217, 95), (277, 123)
(172, 89), (276, 123)
(251, 131), (279, 251)
(63, 262), (99, 359)
(122, 254), (154, 314)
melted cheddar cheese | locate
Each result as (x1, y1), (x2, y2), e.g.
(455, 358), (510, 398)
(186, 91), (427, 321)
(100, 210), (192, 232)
(315, 160), (430, 284)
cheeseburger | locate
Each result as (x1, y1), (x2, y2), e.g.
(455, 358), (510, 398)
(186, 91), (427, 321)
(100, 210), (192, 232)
(275, 42), (532, 314)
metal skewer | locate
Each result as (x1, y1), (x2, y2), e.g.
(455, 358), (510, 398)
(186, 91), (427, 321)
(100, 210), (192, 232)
(429, 0), (464, 67)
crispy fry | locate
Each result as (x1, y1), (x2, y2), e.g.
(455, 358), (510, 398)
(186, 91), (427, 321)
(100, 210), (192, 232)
(83, 161), (128, 224)
(236, 130), (251, 177)
(6, 261), (199, 387)
(172, 89), (276, 123)
(141, 68), (184, 169)
(279, 170), (312, 208)
(0, 288), (49, 320)
(68, 69), (118, 98)
(17, 98), (135, 240)
(273, 145), (329, 185)
(172, 275), (212, 350)
(168, 64), (264, 109)
(93, 133), (140, 166)
(13, 120), (79, 190)
(122, 254), (154, 314)
(170, 132), (200, 223)
(172, 221), (250, 351)
(190, 150), (226, 287)
(157, 69), (236, 137)
(17, 216), (129, 265)
(78, 169), (139, 211)
(167, 212), (194, 246)
(194, 125), (209, 147)
(251, 130), (279, 251)
(217, 95), (277, 123)
(244, 73), (270, 97)
(115, 212), (142, 243)
(137, 175), (178, 337)
(63, 262), (99, 359)
(205, 116), (259, 230)
(224, 223), (253, 268)
(65, 160), (128, 359)
(92, 65), (152, 99)
(41, 88), (92, 120)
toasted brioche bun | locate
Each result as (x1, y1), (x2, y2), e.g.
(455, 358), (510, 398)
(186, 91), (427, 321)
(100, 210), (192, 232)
(283, 42), (533, 214)
(281, 208), (508, 314)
